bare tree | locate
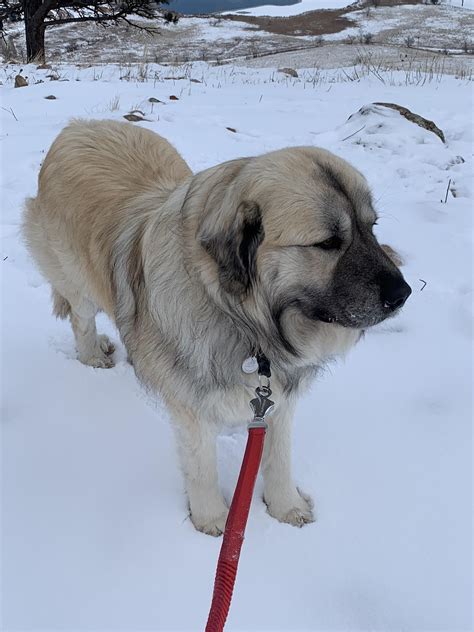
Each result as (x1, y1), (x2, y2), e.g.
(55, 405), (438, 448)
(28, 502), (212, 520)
(0, 0), (169, 62)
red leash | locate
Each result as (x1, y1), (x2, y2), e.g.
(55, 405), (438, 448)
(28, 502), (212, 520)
(205, 383), (274, 631)
(205, 426), (266, 630)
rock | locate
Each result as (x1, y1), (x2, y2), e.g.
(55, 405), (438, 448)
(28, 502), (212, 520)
(44, 95), (57, 100)
(278, 67), (298, 78)
(226, 127), (237, 133)
(14, 74), (28, 88)
(148, 97), (164, 104)
(374, 102), (445, 143)
(169, 95), (179, 100)
(123, 113), (145, 122)
(37, 63), (52, 70)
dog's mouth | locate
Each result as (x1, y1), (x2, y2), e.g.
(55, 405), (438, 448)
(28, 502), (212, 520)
(287, 296), (404, 331)
(296, 301), (342, 326)
(312, 311), (339, 325)
(290, 302), (338, 326)
(311, 306), (398, 329)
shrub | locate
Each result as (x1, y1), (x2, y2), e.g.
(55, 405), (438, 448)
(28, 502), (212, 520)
(361, 32), (374, 45)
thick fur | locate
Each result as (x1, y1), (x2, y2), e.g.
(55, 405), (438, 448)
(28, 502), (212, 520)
(23, 120), (410, 535)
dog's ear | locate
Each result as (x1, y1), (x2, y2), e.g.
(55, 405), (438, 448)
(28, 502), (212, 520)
(380, 243), (404, 268)
(200, 200), (264, 295)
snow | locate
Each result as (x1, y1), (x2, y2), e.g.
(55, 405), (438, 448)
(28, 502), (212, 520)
(164, 15), (261, 41)
(226, 0), (353, 16)
(1, 62), (472, 631)
(337, 2), (474, 46)
(443, 0), (474, 8)
(225, 0), (474, 15)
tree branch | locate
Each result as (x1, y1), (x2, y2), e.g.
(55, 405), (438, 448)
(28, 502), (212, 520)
(46, 5), (160, 33)
(47, 13), (121, 26)
(33, 0), (58, 22)
(1, 0), (168, 60)
(2, 0), (167, 21)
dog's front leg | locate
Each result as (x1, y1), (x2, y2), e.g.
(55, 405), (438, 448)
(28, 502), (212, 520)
(170, 405), (228, 536)
(262, 400), (314, 527)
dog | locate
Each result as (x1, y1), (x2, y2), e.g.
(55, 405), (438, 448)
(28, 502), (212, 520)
(23, 120), (411, 535)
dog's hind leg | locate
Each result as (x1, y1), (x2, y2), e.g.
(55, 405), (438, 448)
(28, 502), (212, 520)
(66, 294), (115, 369)
(170, 404), (228, 536)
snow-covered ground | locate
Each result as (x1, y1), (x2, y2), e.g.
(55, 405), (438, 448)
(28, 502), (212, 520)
(2, 2), (473, 66)
(442, 0), (473, 8)
(230, 0), (474, 14)
(338, 1), (474, 48)
(1, 62), (472, 631)
(228, 0), (353, 15)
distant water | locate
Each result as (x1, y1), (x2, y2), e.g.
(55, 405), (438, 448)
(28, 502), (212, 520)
(167, 0), (300, 14)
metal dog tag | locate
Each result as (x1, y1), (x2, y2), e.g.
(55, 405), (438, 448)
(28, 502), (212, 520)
(242, 356), (258, 374)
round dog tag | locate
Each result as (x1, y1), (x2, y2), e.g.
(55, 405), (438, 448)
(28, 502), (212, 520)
(242, 356), (258, 374)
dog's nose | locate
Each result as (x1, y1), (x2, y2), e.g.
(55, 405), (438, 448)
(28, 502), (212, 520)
(381, 275), (412, 311)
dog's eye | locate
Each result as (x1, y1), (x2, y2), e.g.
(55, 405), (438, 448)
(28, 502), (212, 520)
(313, 236), (342, 251)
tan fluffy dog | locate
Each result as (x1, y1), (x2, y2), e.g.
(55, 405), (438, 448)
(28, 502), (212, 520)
(23, 120), (410, 535)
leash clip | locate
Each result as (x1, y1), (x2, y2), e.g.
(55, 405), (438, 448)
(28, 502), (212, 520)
(248, 385), (274, 429)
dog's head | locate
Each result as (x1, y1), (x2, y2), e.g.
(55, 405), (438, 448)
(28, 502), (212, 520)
(193, 147), (411, 355)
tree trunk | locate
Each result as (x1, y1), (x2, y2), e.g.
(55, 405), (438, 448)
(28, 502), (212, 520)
(25, 20), (45, 62)
(23, 0), (46, 62)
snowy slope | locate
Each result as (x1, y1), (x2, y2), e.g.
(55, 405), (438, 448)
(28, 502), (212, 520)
(229, 0), (474, 14)
(1, 63), (472, 631)
(228, 0), (353, 14)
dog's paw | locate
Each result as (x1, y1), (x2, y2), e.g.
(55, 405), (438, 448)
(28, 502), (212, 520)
(98, 334), (115, 356)
(78, 336), (116, 369)
(265, 488), (315, 527)
(191, 509), (228, 537)
(79, 351), (115, 369)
